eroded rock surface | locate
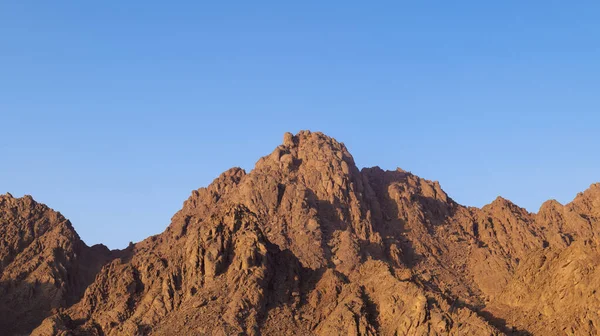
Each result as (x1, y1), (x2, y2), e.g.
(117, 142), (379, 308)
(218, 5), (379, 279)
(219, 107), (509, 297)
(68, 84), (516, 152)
(0, 194), (114, 335)
(2, 131), (599, 335)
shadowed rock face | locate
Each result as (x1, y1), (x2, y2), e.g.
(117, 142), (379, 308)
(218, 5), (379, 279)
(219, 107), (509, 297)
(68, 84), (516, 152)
(0, 193), (115, 335)
(2, 131), (599, 335)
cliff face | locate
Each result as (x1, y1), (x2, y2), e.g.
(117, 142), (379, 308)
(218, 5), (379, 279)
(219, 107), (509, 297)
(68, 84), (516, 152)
(2, 131), (599, 335)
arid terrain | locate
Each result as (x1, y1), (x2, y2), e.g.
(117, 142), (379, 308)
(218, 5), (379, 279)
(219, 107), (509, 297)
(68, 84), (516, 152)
(1, 131), (598, 335)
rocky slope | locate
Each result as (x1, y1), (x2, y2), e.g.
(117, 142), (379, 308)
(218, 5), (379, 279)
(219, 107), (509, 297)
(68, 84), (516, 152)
(1, 131), (598, 335)
(0, 194), (115, 335)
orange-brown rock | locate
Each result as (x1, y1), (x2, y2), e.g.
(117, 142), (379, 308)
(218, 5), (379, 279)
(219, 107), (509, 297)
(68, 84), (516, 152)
(1, 131), (598, 335)
(0, 193), (114, 335)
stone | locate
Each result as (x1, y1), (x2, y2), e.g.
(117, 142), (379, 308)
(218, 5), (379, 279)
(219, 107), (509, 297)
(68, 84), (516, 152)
(0, 131), (596, 336)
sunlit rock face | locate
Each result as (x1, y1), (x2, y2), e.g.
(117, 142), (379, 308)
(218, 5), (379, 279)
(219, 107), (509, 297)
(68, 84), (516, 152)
(2, 131), (599, 335)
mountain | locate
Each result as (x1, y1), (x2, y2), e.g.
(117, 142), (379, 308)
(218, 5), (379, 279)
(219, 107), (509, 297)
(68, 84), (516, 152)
(1, 131), (598, 335)
(0, 193), (115, 335)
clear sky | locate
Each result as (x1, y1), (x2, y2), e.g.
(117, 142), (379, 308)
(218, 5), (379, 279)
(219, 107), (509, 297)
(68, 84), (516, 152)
(1, 2), (598, 249)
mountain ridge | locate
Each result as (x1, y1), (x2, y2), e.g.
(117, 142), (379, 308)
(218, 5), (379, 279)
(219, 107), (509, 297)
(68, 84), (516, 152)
(1, 131), (598, 335)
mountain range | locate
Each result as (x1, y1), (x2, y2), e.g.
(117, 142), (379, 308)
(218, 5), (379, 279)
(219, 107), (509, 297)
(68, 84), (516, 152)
(1, 131), (598, 335)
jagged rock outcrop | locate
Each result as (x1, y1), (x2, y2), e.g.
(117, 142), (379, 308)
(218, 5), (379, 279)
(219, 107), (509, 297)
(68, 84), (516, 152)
(1, 131), (598, 335)
(0, 193), (114, 335)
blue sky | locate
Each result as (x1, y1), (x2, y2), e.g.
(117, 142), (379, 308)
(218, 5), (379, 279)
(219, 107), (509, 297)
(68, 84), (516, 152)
(1, 2), (598, 249)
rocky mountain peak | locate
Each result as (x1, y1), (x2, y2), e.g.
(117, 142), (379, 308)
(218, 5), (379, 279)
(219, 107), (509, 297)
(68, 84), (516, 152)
(1, 131), (599, 335)
(572, 182), (600, 208)
(0, 194), (114, 335)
